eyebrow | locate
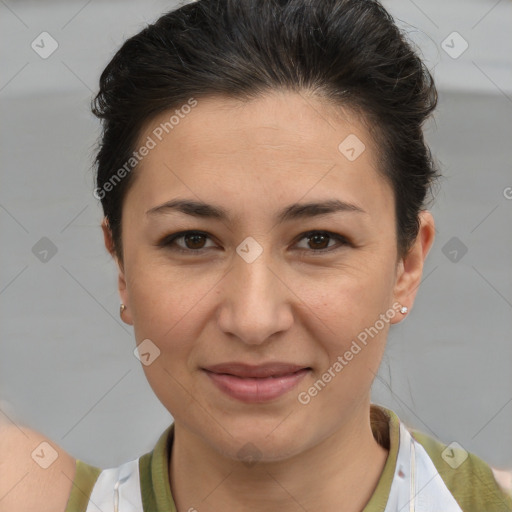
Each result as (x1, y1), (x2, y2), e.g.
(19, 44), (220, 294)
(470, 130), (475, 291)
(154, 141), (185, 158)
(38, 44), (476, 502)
(146, 198), (367, 223)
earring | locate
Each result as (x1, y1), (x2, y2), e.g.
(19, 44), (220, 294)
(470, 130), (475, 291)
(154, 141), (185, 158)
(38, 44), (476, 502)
(120, 303), (127, 317)
(400, 306), (408, 315)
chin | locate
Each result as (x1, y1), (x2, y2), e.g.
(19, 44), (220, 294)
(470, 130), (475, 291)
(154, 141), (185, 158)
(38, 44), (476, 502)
(202, 417), (311, 464)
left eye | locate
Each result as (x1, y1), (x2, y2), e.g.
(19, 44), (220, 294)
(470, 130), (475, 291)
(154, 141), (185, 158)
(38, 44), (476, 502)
(295, 231), (348, 253)
(157, 230), (349, 255)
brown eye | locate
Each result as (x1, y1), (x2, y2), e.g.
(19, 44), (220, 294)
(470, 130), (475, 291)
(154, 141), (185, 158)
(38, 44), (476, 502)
(182, 232), (208, 249)
(295, 231), (349, 254)
(157, 231), (216, 254)
(306, 232), (330, 250)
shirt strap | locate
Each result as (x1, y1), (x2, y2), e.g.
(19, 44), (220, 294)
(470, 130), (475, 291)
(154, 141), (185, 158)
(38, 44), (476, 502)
(85, 458), (142, 512)
(384, 423), (464, 512)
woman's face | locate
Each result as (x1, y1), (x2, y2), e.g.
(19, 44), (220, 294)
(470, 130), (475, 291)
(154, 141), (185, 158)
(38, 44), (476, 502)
(106, 91), (432, 461)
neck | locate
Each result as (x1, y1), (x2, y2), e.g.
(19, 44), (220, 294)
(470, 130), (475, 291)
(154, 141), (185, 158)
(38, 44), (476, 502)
(169, 404), (389, 512)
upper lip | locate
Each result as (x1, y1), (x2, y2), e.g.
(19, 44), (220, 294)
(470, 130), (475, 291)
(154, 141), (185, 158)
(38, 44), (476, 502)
(203, 362), (310, 378)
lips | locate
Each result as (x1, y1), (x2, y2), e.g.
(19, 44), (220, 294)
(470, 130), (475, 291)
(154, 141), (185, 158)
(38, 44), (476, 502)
(202, 362), (311, 403)
(203, 362), (310, 378)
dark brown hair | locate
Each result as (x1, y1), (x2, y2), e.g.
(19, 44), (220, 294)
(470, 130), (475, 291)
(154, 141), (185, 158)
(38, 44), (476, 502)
(92, 0), (440, 263)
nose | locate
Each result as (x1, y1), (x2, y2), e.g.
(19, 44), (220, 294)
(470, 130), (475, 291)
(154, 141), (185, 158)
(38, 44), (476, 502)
(216, 250), (294, 346)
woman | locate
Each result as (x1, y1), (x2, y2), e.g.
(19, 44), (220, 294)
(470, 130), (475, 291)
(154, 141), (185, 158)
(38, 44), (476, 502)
(2, 0), (511, 510)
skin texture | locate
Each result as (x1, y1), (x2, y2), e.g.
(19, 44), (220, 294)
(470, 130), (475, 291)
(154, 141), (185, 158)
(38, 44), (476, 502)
(0, 420), (75, 512)
(100, 90), (436, 511)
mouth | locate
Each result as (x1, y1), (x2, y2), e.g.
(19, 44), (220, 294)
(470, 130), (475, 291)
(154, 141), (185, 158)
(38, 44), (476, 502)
(202, 362), (311, 403)
(203, 362), (311, 378)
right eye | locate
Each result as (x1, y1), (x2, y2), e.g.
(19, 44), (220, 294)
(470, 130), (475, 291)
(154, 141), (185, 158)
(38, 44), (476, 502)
(157, 230), (218, 255)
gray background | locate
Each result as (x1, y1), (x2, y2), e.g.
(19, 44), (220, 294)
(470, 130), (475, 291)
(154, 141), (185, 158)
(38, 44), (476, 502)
(1, 0), (511, 470)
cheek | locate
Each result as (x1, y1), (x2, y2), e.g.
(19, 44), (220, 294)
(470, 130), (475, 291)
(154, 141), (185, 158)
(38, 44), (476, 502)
(126, 256), (212, 339)
(301, 262), (395, 378)
(127, 263), (203, 412)
(305, 261), (394, 333)
(300, 286), (391, 411)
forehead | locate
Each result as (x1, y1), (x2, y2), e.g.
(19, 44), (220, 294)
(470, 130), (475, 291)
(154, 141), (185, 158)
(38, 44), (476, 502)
(125, 92), (393, 221)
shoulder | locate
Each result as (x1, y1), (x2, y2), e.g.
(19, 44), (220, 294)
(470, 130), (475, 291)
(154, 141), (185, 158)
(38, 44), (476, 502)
(0, 421), (77, 512)
(409, 427), (512, 512)
(492, 468), (512, 497)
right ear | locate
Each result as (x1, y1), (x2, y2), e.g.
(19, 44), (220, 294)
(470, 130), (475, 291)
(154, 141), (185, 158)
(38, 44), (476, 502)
(101, 218), (133, 325)
(101, 217), (115, 256)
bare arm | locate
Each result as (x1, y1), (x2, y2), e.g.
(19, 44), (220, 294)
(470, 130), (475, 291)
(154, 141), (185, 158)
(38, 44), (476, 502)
(492, 467), (512, 497)
(0, 421), (76, 512)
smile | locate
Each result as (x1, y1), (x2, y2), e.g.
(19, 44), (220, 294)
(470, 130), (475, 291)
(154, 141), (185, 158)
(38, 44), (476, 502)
(202, 363), (311, 403)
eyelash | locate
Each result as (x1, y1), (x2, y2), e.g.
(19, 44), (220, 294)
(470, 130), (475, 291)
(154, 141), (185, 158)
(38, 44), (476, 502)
(157, 230), (350, 256)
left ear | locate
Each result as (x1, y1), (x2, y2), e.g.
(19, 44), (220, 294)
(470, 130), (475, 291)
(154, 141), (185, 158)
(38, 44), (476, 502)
(389, 210), (436, 324)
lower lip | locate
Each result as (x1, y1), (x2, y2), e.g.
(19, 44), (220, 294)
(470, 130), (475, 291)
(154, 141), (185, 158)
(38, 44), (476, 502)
(203, 368), (310, 403)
